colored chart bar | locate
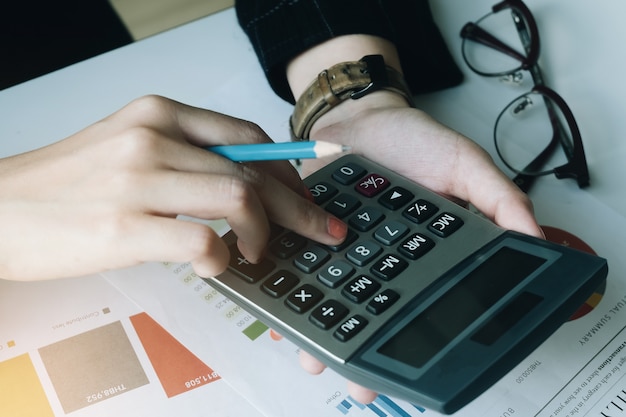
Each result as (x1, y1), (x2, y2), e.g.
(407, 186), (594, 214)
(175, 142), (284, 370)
(377, 395), (425, 417)
(39, 321), (149, 413)
(0, 353), (54, 417)
(337, 398), (353, 414)
(242, 320), (269, 341)
(335, 395), (426, 416)
(130, 312), (221, 398)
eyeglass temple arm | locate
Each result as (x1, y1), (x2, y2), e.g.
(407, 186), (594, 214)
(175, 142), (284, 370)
(512, 136), (560, 193)
(461, 22), (527, 64)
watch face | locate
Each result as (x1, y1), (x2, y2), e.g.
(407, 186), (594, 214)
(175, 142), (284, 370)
(541, 225), (605, 320)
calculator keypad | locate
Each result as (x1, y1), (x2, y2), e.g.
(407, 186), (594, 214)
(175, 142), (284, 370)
(225, 161), (466, 343)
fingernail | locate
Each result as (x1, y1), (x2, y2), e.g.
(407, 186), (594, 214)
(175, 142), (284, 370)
(327, 217), (347, 240)
(303, 185), (315, 202)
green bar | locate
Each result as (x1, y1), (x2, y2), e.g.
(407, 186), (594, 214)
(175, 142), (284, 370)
(242, 320), (269, 341)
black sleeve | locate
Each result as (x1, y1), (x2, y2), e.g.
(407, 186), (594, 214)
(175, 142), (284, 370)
(235, 0), (463, 103)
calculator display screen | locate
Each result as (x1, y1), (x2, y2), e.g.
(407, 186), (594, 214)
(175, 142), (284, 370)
(378, 247), (546, 369)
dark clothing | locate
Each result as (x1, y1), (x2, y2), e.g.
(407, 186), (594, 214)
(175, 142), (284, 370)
(1, 1), (132, 90)
(235, 0), (463, 103)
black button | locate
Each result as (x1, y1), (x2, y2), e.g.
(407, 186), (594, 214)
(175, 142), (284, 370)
(403, 199), (438, 224)
(379, 186), (414, 210)
(270, 232), (306, 259)
(262, 270), (299, 298)
(332, 163), (367, 185)
(334, 315), (369, 342)
(285, 284), (324, 313)
(309, 300), (349, 329)
(398, 233), (435, 260)
(342, 275), (381, 303)
(366, 289), (400, 314)
(325, 193), (361, 218)
(349, 206), (385, 231)
(228, 244), (275, 283)
(428, 212), (464, 237)
(309, 181), (338, 205)
(370, 254), (408, 281)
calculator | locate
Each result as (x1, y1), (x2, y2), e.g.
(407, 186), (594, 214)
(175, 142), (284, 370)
(204, 154), (608, 414)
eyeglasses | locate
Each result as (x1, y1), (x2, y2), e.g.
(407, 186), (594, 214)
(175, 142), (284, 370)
(460, 0), (590, 192)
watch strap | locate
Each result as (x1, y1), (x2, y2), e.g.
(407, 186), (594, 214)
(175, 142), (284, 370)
(290, 55), (414, 141)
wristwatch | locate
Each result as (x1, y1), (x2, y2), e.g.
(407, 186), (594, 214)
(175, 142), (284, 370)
(290, 55), (414, 141)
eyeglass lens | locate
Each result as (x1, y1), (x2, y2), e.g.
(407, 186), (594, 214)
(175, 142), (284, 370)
(495, 90), (572, 176)
(461, 8), (531, 76)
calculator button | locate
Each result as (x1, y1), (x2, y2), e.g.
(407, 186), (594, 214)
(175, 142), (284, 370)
(325, 193), (361, 218)
(398, 233), (435, 260)
(334, 315), (369, 342)
(268, 223), (285, 241)
(318, 260), (355, 288)
(428, 212), (464, 237)
(349, 206), (385, 231)
(374, 221), (409, 245)
(270, 232), (307, 259)
(379, 186), (414, 210)
(262, 270), (299, 298)
(366, 289), (400, 315)
(346, 241), (382, 266)
(309, 181), (338, 205)
(342, 275), (381, 303)
(326, 229), (358, 252)
(403, 199), (438, 224)
(293, 246), (331, 273)
(370, 254), (408, 281)
(309, 300), (349, 329)
(355, 173), (390, 197)
(286, 284), (324, 313)
(228, 245), (276, 283)
(332, 163), (367, 185)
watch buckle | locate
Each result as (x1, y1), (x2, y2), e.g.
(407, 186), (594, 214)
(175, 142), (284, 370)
(351, 55), (389, 100)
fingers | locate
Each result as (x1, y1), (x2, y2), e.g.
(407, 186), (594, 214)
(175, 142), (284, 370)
(103, 98), (347, 260)
(298, 349), (378, 404)
(347, 381), (379, 404)
(450, 144), (545, 238)
(123, 96), (308, 197)
(119, 215), (232, 278)
(298, 349), (327, 375)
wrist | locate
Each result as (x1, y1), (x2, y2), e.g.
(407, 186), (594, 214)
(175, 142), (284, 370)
(287, 35), (404, 101)
(289, 54), (414, 141)
(310, 90), (411, 139)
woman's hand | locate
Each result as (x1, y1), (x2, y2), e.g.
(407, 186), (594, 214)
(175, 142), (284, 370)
(0, 95), (347, 281)
(284, 34), (543, 404)
(297, 91), (544, 405)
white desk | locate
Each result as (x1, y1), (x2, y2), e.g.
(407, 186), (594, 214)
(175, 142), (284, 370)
(2, 2), (626, 416)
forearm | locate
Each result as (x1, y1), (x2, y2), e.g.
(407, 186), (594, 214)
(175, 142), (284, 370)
(235, 0), (462, 103)
(286, 34), (403, 101)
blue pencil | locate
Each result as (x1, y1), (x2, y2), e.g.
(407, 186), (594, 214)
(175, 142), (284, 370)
(206, 141), (350, 162)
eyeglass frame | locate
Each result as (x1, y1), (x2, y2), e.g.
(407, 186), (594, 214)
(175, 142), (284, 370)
(460, 0), (590, 192)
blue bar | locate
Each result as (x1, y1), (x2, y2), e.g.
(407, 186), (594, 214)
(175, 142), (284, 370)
(347, 396), (367, 410)
(336, 401), (350, 415)
(366, 403), (387, 417)
(376, 395), (411, 417)
(412, 404), (426, 413)
(207, 141), (317, 161)
(341, 399), (352, 410)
